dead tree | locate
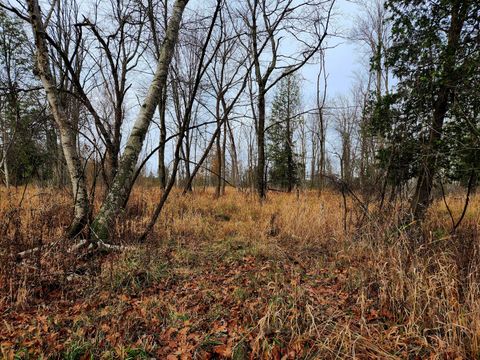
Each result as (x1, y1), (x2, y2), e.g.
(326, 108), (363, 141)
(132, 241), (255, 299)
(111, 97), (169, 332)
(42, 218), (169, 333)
(77, 1), (146, 186)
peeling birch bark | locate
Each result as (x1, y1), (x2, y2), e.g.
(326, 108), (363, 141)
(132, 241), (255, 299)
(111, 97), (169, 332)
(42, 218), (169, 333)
(91, 0), (189, 241)
(26, 0), (89, 237)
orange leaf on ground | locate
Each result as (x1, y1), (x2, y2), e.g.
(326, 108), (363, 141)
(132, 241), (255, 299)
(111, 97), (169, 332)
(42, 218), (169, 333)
(213, 344), (232, 357)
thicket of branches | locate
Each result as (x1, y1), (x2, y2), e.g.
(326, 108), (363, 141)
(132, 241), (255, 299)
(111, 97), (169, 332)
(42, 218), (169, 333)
(0, 0), (478, 245)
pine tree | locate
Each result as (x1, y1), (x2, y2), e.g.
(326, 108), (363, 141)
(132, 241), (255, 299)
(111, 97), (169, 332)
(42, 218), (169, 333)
(266, 74), (303, 191)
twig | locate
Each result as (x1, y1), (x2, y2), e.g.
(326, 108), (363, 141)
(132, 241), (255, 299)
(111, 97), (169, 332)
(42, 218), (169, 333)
(453, 171), (475, 232)
(17, 182), (28, 208)
(439, 177), (455, 229)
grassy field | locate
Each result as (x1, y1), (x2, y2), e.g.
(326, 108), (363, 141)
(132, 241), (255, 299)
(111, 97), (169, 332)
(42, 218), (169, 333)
(1, 186), (479, 359)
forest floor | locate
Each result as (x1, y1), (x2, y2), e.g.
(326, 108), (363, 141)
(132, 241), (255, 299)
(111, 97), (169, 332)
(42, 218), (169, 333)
(0, 186), (479, 359)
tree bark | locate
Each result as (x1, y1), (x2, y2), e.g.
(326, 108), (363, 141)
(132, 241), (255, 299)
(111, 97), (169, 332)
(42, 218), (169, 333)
(91, 0), (189, 241)
(319, 109), (326, 189)
(225, 120), (238, 188)
(183, 136), (192, 190)
(221, 119), (227, 195)
(411, 3), (466, 221)
(1, 151), (9, 190)
(214, 96), (222, 197)
(158, 87), (168, 189)
(146, 0), (168, 190)
(256, 90), (266, 199)
(27, 0), (89, 237)
(285, 80), (294, 192)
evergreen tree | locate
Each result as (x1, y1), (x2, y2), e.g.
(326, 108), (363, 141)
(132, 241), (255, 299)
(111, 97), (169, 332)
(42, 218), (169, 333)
(266, 74), (303, 191)
(373, 0), (480, 218)
(0, 9), (49, 186)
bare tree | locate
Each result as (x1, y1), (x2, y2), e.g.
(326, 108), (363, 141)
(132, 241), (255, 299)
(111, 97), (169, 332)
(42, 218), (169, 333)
(0, 11), (26, 188)
(209, 11), (248, 197)
(80, 0), (147, 186)
(350, 0), (390, 102)
(315, 51), (328, 189)
(332, 91), (362, 186)
(26, 0), (148, 190)
(139, 0), (223, 241)
(350, 0), (391, 191)
(91, 0), (189, 241)
(235, 0), (335, 199)
(144, 0), (169, 189)
(169, 26), (203, 192)
(25, 0), (90, 237)
(181, 21), (250, 195)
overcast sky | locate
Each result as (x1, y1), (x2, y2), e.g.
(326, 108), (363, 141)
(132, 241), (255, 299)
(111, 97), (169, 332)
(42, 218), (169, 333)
(140, 0), (369, 175)
(303, 0), (365, 103)
(26, 0), (371, 175)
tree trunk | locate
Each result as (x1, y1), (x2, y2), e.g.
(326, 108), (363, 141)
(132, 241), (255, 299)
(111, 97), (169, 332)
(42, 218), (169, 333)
(248, 132), (254, 191)
(27, 0), (89, 237)
(104, 149), (118, 187)
(183, 117), (223, 194)
(146, 0), (168, 190)
(411, 4), (465, 221)
(286, 112), (293, 192)
(2, 156), (9, 190)
(411, 86), (452, 220)
(317, 85), (326, 190)
(91, 0), (189, 241)
(215, 116), (222, 198)
(1, 109), (10, 190)
(214, 95), (222, 197)
(310, 127), (316, 188)
(158, 87), (168, 189)
(221, 119), (227, 195)
(184, 137), (192, 190)
(227, 120), (239, 187)
(256, 90), (266, 199)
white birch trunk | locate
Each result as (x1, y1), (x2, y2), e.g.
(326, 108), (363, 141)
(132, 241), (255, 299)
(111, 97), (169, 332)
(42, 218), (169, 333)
(27, 0), (89, 237)
(91, 0), (189, 241)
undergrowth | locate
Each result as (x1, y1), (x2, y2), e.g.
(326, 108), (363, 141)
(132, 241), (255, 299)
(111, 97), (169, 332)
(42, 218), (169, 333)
(0, 186), (479, 359)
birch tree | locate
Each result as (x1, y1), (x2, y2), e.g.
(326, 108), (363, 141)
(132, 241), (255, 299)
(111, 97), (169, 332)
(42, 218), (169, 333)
(26, 0), (89, 237)
(91, 0), (189, 241)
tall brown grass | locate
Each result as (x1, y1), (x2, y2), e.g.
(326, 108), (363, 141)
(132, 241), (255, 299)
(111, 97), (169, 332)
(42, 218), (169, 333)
(0, 185), (479, 358)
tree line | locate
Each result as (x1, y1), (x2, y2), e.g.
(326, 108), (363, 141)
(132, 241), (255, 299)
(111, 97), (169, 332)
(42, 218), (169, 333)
(0, 0), (479, 243)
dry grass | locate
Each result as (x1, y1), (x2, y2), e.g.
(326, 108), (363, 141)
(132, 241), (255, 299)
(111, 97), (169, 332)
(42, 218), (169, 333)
(0, 185), (479, 359)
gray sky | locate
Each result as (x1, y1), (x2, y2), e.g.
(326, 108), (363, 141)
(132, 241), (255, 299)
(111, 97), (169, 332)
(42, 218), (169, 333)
(6, 0), (373, 177)
(140, 0), (368, 175)
(22, 0), (369, 175)
(302, 0), (363, 102)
